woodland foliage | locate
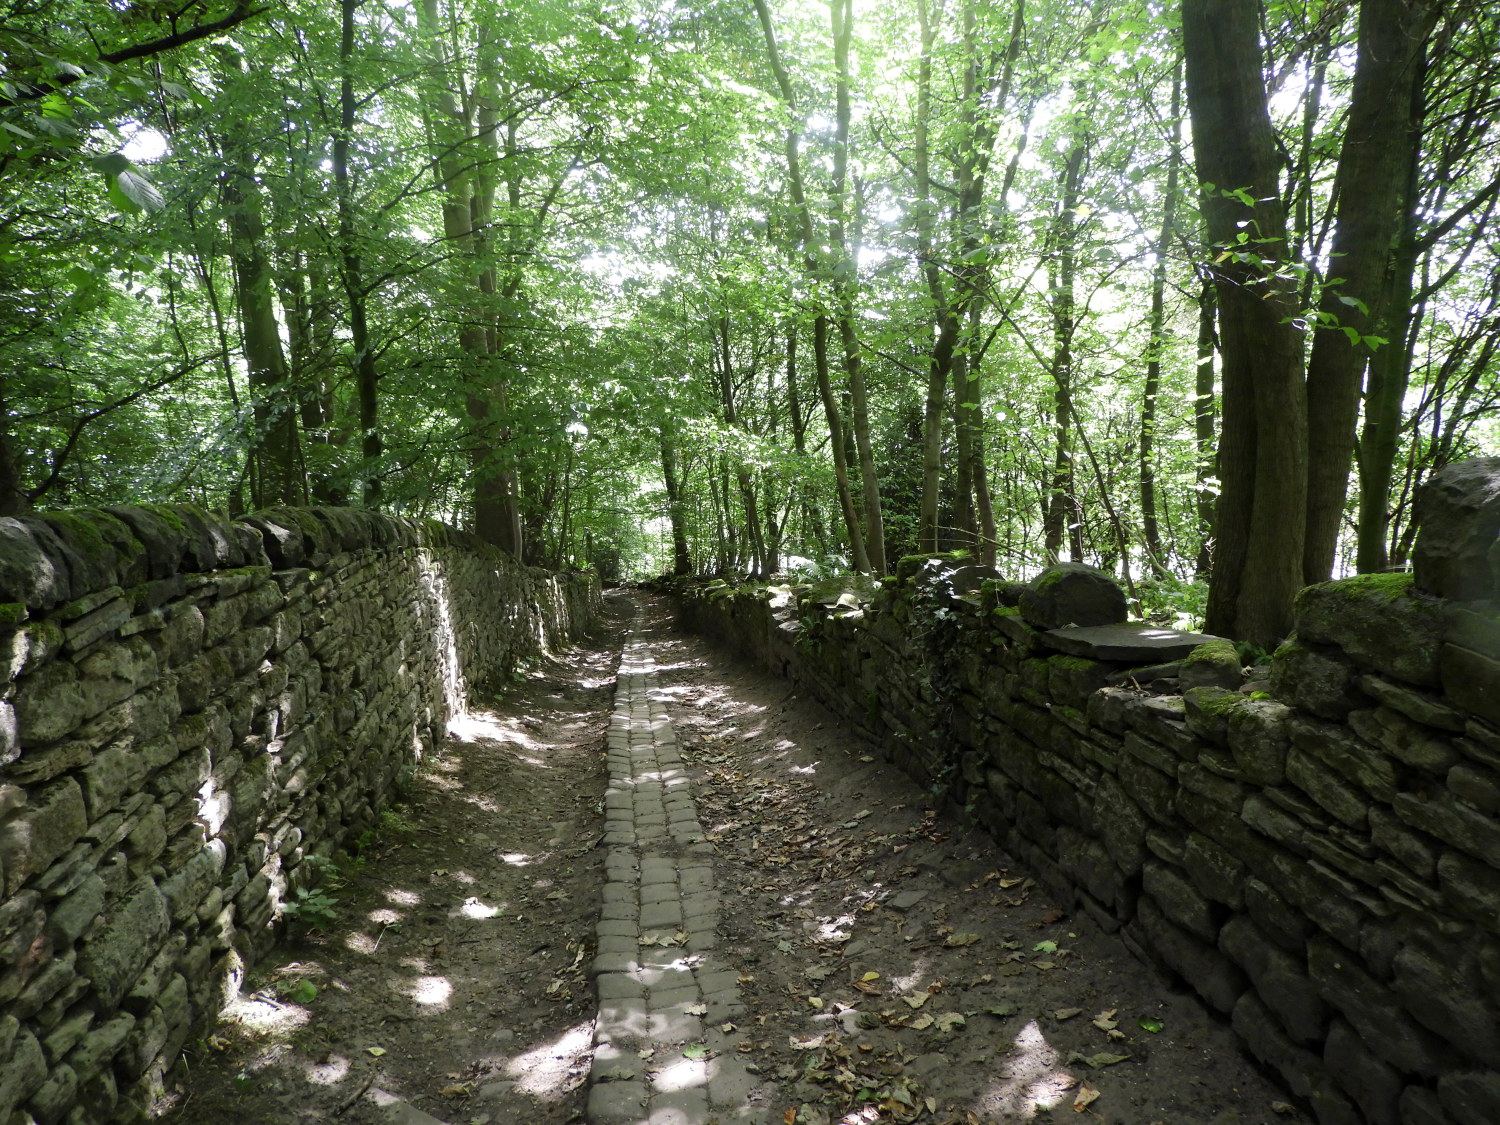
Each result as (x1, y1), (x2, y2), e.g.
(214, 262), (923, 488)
(1, 0), (1497, 644)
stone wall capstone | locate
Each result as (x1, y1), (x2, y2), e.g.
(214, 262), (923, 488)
(674, 457), (1500, 1125)
(0, 504), (598, 1124)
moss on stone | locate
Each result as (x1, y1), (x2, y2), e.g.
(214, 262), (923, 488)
(0, 601), (26, 626)
(1047, 653), (1100, 673)
(45, 510), (112, 555)
(1315, 571), (1413, 602)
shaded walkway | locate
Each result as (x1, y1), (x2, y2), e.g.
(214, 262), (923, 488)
(587, 606), (768, 1124)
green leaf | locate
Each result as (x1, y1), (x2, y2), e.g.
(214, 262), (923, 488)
(681, 1043), (709, 1060)
(1138, 1016), (1164, 1033)
(116, 168), (165, 212)
(91, 152), (132, 176)
(288, 979), (318, 1004)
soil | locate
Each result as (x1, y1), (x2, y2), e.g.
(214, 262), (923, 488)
(163, 591), (1312, 1125)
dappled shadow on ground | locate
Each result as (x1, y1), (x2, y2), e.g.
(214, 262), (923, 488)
(159, 597), (632, 1125)
(634, 594), (1309, 1125)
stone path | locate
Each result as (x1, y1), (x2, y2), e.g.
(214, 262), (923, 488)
(587, 619), (771, 1125)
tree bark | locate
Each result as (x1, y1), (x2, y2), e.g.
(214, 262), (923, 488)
(1183, 0), (1307, 648)
(1303, 0), (1438, 582)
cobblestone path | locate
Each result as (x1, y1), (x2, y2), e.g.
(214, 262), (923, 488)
(587, 615), (771, 1125)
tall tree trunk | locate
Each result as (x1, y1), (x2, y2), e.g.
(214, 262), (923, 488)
(829, 0), (885, 573)
(752, 0), (870, 573)
(1184, 0), (1308, 647)
(1303, 0), (1438, 582)
(1194, 273), (1218, 579)
(335, 0), (382, 505)
(1044, 139), (1086, 563)
(660, 427), (692, 576)
(222, 134), (301, 508)
(1141, 59), (1182, 580)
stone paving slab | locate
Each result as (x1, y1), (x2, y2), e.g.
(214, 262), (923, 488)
(588, 613), (773, 1125)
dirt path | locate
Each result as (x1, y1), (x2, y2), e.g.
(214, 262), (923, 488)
(161, 596), (629, 1125)
(166, 591), (1310, 1125)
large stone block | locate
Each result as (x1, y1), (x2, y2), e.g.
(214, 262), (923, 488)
(0, 779), (87, 896)
(1018, 563), (1126, 630)
(1294, 573), (1444, 687)
(78, 877), (170, 1008)
(1412, 457), (1500, 601)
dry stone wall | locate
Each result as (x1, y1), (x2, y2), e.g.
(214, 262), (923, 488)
(675, 458), (1500, 1125)
(0, 504), (598, 1124)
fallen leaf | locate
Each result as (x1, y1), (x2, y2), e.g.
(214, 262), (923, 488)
(910, 1014), (935, 1030)
(985, 1003), (1018, 1018)
(861, 972), (881, 982)
(1053, 1008), (1083, 1021)
(721, 1022), (737, 1033)
(1092, 1009), (1119, 1031)
(1074, 1051), (1132, 1068)
(1073, 1084), (1100, 1111)
(926, 1097), (939, 1113)
(944, 933), (981, 947)
(808, 997), (824, 1009)
(790, 1034), (829, 1050)
(1033, 940), (1058, 953)
(685, 1003), (708, 1016)
(902, 992), (930, 1009)
(1107, 1029), (1128, 1041)
(1272, 1102), (1296, 1115)
(1033, 960), (1058, 970)
(935, 1013), (966, 1033)
(682, 1043), (710, 1060)
(784, 1110), (798, 1125)
(1139, 1016), (1165, 1033)
(366, 1046), (386, 1057)
(1040, 908), (1066, 923)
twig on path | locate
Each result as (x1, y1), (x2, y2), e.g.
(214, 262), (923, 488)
(333, 1074), (375, 1116)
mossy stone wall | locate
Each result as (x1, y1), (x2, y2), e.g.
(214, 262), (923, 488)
(0, 505), (598, 1124)
(674, 460), (1500, 1125)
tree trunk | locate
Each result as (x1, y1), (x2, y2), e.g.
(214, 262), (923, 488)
(335, 0), (383, 505)
(1183, 0), (1307, 648)
(752, 0), (870, 573)
(829, 0), (886, 573)
(1141, 59), (1182, 580)
(1044, 139), (1086, 563)
(1303, 0), (1438, 582)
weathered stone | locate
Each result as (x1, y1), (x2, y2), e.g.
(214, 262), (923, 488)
(77, 877), (170, 1008)
(1286, 746), (1367, 828)
(1270, 637), (1366, 719)
(0, 779), (87, 897)
(1294, 573), (1444, 687)
(1437, 1071), (1500, 1125)
(1180, 638), (1241, 690)
(1183, 832), (1246, 910)
(1439, 644), (1500, 725)
(1393, 937), (1500, 1067)
(1352, 707), (1462, 774)
(0, 1024), (47, 1122)
(0, 520), (70, 609)
(1018, 563), (1127, 630)
(1309, 936), (1448, 1076)
(1444, 603), (1500, 663)
(1231, 989), (1327, 1101)
(1219, 916), (1326, 1043)
(1449, 762), (1500, 814)
(1226, 698), (1292, 785)
(1368, 808), (1441, 880)
(1093, 773), (1148, 872)
(1134, 895), (1244, 1013)
(1118, 750), (1175, 825)
(1436, 850), (1500, 926)
(1143, 858), (1219, 941)
(1243, 877), (1314, 953)
(1412, 457), (1500, 602)
(1287, 713), (1399, 802)
(1182, 686), (1241, 746)
(1326, 1017), (1403, 1125)
(1393, 787), (1500, 870)
(1360, 673), (1468, 733)
(46, 875), (105, 947)
(1043, 623), (1220, 664)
